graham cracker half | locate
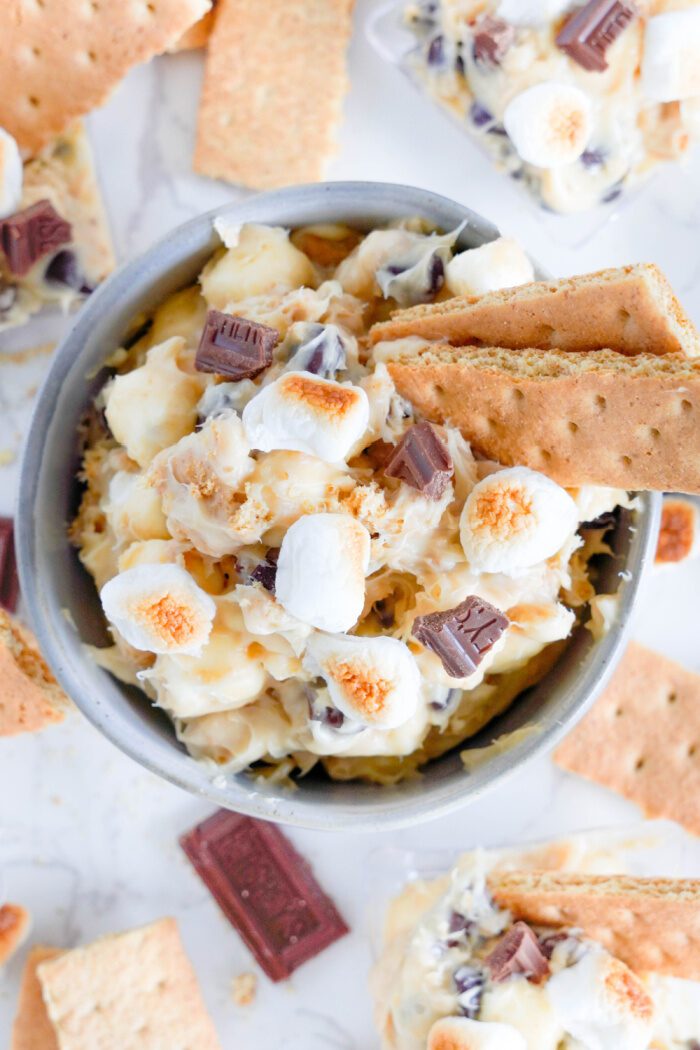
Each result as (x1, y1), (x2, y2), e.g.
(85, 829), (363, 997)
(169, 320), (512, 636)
(371, 264), (700, 357)
(37, 917), (221, 1050)
(10, 946), (63, 1050)
(387, 345), (700, 492)
(489, 870), (700, 978)
(194, 0), (353, 189)
(170, 5), (216, 50)
(0, 904), (31, 966)
(555, 642), (700, 835)
(0, 610), (68, 737)
(0, 0), (210, 154)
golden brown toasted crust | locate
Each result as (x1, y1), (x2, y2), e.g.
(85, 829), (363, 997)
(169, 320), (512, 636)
(37, 918), (222, 1050)
(655, 498), (698, 563)
(371, 264), (700, 357)
(387, 345), (700, 492)
(555, 642), (700, 835)
(194, 0), (353, 189)
(489, 870), (700, 979)
(0, 610), (68, 737)
(10, 946), (63, 1050)
(0, 904), (31, 966)
(0, 0), (210, 154)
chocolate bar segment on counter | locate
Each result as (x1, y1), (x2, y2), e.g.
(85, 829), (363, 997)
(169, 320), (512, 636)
(180, 810), (348, 981)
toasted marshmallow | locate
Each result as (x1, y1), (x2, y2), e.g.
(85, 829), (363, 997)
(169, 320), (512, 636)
(503, 82), (592, 169)
(460, 467), (578, 574)
(242, 371), (369, 463)
(497, 0), (571, 27)
(304, 632), (420, 729)
(547, 951), (654, 1050)
(446, 239), (534, 297)
(275, 513), (370, 632)
(642, 11), (700, 103)
(100, 563), (216, 655)
(427, 1016), (527, 1050)
(0, 127), (22, 219)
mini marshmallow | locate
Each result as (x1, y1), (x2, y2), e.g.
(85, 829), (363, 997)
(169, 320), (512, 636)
(304, 632), (420, 729)
(275, 513), (370, 632)
(497, 0), (572, 26)
(642, 11), (700, 103)
(546, 950), (654, 1050)
(427, 1016), (527, 1050)
(100, 563), (216, 655)
(0, 127), (23, 219)
(242, 371), (369, 463)
(446, 239), (534, 297)
(460, 467), (578, 575)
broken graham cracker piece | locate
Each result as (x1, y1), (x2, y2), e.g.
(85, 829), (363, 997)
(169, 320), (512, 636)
(0, 0), (210, 155)
(10, 946), (63, 1050)
(387, 345), (700, 492)
(371, 264), (700, 357)
(488, 870), (700, 979)
(170, 4), (217, 50)
(36, 918), (221, 1050)
(0, 904), (31, 967)
(194, 0), (353, 189)
(0, 609), (68, 737)
(555, 642), (700, 835)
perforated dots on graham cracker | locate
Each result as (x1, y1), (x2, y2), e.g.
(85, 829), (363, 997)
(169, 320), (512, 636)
(555, 642), (700, 835)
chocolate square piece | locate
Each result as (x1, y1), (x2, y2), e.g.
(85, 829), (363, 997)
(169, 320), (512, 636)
(180, 810), (348, 981)
(472, 15), (515, 65)
(413, 595), (509, 678)
(556, 0), (637, 72)
(0, 518), (19, 613)
(384, 421), (454, 500)
(195, 309), (278, 380)
(485, 922), (549, 983)
(0, 199), (72, 277)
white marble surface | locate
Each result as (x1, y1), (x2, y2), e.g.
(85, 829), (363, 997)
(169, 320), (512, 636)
(2, 1), (700, 1044)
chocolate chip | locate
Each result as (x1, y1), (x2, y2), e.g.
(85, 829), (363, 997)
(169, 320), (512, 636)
(413, 596), (509, 679)
(446, 911), (475, 947)
(485, 922), (550, 983)
(384, 421), (453, 500)
(284, 323), (346, 379)
(319, 706), (345, 729)
(538, 931), (569, 959)
(453, 965), (485, 1018)
(427, 34), (445, 65)
(0, 517), (19, 614)
(0, 200), (72, 277)
(250, 548), (280, 593)
(581, 148), (606, 169)
(429, 687), (461, 712)
(602, 182), (624, 203)
(556, 0), (637, 72)
(195, 309), (278, 380)
(470, 101), (494, 127)
(472, 15), (514, 65)
(45, 249), (91, 293)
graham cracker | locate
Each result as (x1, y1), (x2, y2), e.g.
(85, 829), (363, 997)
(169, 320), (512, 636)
(37, 917), (222, 1050)
(387, 344), (700, 492)
(10, 946), (63, 1050)
(194, 0), (353, 189)
(170, 5), (216, 50)
(0, 904), (31, 966)
(555, 642), (700, 835)
(489, 870), (700, 979)
(371, 264), (700, 357)
(0, 0), (210, 154)
(0, 610), (68, 737)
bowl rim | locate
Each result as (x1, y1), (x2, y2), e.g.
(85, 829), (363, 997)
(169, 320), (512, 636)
(17, 181), (661, 830)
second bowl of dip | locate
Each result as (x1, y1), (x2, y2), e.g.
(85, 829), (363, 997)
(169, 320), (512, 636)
(18, 182), (659, 830)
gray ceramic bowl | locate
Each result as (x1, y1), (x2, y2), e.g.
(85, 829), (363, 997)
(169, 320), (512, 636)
(18, 182), (660, 830)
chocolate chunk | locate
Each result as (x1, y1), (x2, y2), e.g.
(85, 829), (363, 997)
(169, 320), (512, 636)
(180, 810), (348, 982)
(195, 309), (278, 380)
(538, 931), (569, 959)
(384, 421), (453, 500)
(485, 922), (550, 983)
(581, 510), (617, 530)
(453, 964), (485, 1018)
(472, 15), (515, 64)
(284, 323), (346, 379)
(0, 200), (72, 277)
(413, 595), (509, 679)
(45, 249), (92, 294)
(556, 0), (637, 72)
(447, 911), (475, 948)
(427, 34), (445, 65)
(0, 518), (19, 613)
(470, 101), (494, 127)
(250, 548), (280, 593)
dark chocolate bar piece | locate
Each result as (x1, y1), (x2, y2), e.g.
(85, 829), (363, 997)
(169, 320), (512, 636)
(0, 518), (19, 614)
(472, 15), (515, 65)
(485, 922), (549, 983)
(556, 0), (637, 72)
(384, 421), (454, 500)
(195, 309), (278, 380)
(180, 810), (348, 981)
(0, 200), (72, 277)
(413, 595), (509, 678)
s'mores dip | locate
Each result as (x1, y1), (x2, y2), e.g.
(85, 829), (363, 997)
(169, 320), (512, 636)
(402, 0), (700, 213)
(72, 218), (649, 785)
